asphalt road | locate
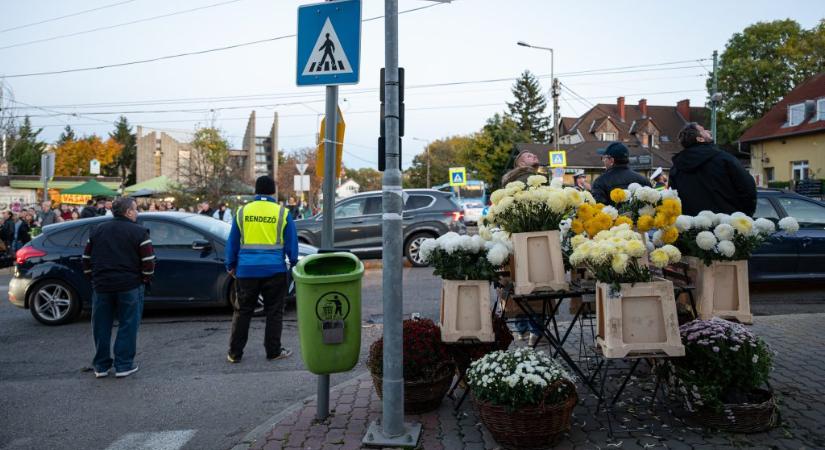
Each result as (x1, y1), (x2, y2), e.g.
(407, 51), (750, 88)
(1, 267), (824, 450)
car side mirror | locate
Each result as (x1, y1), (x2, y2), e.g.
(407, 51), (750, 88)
(192, 239), (211, 251)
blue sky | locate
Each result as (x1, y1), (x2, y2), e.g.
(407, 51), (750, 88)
(2, 0), (822, 170)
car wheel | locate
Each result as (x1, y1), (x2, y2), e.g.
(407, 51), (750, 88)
(29, 280), (81, 326)
(229, 283), (265, 317)
(405, 232), (434, 267)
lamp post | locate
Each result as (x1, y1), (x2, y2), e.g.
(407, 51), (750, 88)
(412, 137), (431, 188)
(517, 41), (558, 150)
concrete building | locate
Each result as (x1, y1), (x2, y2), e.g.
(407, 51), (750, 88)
(135, 111), (280, 186)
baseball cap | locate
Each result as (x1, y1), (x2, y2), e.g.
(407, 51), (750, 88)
(597, 142), (629, 159)
(650, 167), (663, 180)
(573, 169), (586, 178)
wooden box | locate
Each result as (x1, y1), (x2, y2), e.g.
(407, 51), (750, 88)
(595, 279), (685, 358)
(684, 257), (752, 324)
(511, 230), (568, 296)
(440, 279), (495, 343)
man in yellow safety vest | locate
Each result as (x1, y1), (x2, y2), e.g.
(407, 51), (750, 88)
(225, 176), (298, 363)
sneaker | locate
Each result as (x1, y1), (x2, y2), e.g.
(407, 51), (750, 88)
(115, 365), (139, 378)
(528, 334), (539, 347)
(226, 354), (241, 364)
(267, 348), (292, 361)
(512, 331), (523, 341)
(94, 369), (109, 378)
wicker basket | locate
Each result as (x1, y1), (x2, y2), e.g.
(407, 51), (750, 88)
(693, 388), (778, 433)
(475, 379), (578, 450)
(370, 363), (455, 414)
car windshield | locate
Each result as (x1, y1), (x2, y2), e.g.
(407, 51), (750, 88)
(457, 185), (483, 198)
(182, 214), (231, 240)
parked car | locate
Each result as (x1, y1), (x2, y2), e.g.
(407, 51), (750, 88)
(295, 189), (467, 266)
(751, 189), (825, 282)
(8, 212), (317, 325)
(462, 201), (485, 226)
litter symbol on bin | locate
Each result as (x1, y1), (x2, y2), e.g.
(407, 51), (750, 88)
(315, 291), (351, 321)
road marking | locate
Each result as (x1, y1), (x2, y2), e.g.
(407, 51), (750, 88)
(104, 430), (196, 450)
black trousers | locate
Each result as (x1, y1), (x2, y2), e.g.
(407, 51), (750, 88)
(228, 273), (287, 359)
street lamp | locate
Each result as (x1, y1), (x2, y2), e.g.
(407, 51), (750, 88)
(517, 41), (559, 150)
(412, 137), (431, 188)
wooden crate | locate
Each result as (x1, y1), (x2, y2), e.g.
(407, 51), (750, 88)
(595, 279), (685, 358)
(440, 279), (495, 343)
(684, 257), (752, 324)
(511, 230), (568, 296)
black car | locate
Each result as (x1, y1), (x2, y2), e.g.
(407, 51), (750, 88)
(294, 189), (467, 266)
(750, 189), (825, 282)
(8, 212), (317, 325)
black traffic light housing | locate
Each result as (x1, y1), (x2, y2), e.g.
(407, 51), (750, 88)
(378, 67), (404, 172)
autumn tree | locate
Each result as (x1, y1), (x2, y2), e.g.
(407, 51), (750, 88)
(277, 147), (323, 206)
(7, 117), (46, 175)
(405, 135), (474, 188)
(54, 135), (122, 176)
(344, 167), (382, 192)
(178, 127), (237, 204)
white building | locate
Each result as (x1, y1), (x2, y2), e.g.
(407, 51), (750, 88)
(336, 179), (360, 199)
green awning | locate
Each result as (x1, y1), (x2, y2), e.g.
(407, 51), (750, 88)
(124, 175), (173, 194)
(60, 179), (118, 197)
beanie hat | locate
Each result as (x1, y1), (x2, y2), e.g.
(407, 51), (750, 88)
(255, 176), (276, 195)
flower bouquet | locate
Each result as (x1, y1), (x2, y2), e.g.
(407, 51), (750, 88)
(570, 224), (685, 358)
(467, 348), (577, 448)
(419, 232), (511, 342)
(367, 318), (454, 413)
(665, 318), (776, 432)
(672, 211), (799, 324)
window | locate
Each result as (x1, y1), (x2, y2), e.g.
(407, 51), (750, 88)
(364, 196), (383, 215)
(764, 167), (775, 182)
(46, 227), (81, 248)
(792, 161), (809, 181)
(818, 99), (825, 121)
(754, 198), (779, 220)
(143, 221), (205, 248)
(788, 103), (805, 126)
(777, 197), (825, 226)
(334, 198), (365, 218)
(599, 132), (617, 141)
(404, 195), (435, 211)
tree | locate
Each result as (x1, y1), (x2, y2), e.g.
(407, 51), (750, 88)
(712, 19), (825, 144)
(106, 116), (137, 185)
(277, 147), (324, 207)
(56, 125), (76, 146)
(7, 117), (46, 175)
(404, 136), (474, 188)
(179, 127), (238, 204)
(344, 167), (382, 192)
(506, 70), (551, 144)
(466, 114), (529, 190)
(54, 135), (122, 176)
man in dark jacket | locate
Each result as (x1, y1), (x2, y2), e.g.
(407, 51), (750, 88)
(669, 123), (756, 216)
(80, 200), (98, 219)
(591, 142), (650, 206)
(83, 198), (155, 378)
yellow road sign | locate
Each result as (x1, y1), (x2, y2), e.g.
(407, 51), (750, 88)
(549, 150), (567, 168)
(449, 167), (466, 187)
(316, 106), (346, 178)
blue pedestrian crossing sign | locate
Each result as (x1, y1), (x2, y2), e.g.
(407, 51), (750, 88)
(549, 150), (567, 168)
(449, 167), (467, 187)
(296, 0), (362, 86)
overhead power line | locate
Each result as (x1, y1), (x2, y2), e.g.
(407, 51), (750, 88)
(0, 0), (138, 34)
(1, 3), (446, 78)
(0, 0), (247, 51)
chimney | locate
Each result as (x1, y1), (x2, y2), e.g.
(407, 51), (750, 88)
(639, 98), (648, 118)
(617, 97), (626, 122)
(677, 99), (690, 121)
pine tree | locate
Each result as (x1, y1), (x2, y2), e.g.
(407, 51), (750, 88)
(7, 116), (46, 175)
(506, 70), (552, 144)
(106, 116), (137, 185)
(57, 125), (76, 146)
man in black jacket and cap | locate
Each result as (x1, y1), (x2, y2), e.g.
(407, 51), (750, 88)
(591, 142), (650, 206)
(669, 123), (756, 216)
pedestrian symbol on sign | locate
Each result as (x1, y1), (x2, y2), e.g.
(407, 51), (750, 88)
(302, 18), (354, 76)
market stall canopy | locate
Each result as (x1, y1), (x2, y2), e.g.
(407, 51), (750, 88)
(60, 179), (118, 197)
(128, 188), (156, 198)
(124, 175), (173, 194)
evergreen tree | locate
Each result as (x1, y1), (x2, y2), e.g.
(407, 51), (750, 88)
(56, 125), (76, 146)
(106, 116), (137, 185)
(506, 70), (552, 144)
(467, 114), (530, 190)
(7, 116), (46, 175)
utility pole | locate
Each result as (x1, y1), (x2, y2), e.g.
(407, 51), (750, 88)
(711, 50), (720, 143)
(553, 77), (560, 150)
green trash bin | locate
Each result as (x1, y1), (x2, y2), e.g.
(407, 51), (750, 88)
(292, 252), (364, 375)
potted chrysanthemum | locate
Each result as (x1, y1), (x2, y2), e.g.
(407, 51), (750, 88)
(419, 232), (511, 343)
(672, 211), (799, 324)
(569, 224), (685, 358)
(665, 318), (777, 433)
(467, 348), (577, 449)
(484, 175), (590, 295)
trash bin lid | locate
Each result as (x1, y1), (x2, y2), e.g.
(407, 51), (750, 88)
(292, 252), (364, 284)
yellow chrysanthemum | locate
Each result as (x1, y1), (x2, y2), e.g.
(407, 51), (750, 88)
(610, 188), (627, 204)
(570, 234), (587, 249)
(636, 215), (655, 232)
(594, 212), (613, 230)
(650, 249), (670, 268)
(611, 253), (629, 274)
(624, 239), (646, 258)
(661, 226), (679, 244)
(577, 203), (594, 221)
(613, 216), (633, 227)
(659, 198), (682, 217)
(571, 219), (584, 234)
(585, 222), (601, 238)
(653, 213), (668, 229)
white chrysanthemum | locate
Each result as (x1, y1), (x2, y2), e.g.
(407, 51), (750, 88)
(652, 229), (664, 246)
(625, 239), (646, 258)
(486, 243), (510, 266)
(693, 215), (713, 230)
(716, 240), (736, 257)
(441, 236), (461, 254)
(661, 189), (679, 200)
(570, 234), (587, 249)
(731, 212), (748, 219)
(478, 225), (493, 241)
(778, 217), (799, 234)
(436, 231), (460, 244)
(731, 216), (754, 236)
(662, 244), (682, 262)
(419, 239), (438, 262)
(505, 181), (526, 192)
(715, 213), (732, 226)
(713, 223), (735, 241)
(698, 210), (715, 219)
(611, 253), (629, 274)
(753, 217), (776, 235)
(627, 182), (642, 193)
(559, 218), (572, 235)
(675, 215), (693, 232)
(470, 234), (486, 253)
(497, 196), (514, 211)
(695, 231), (717, 251)
(601, 206), (619, 220)
(546, 192), (566, 212)
(490, 189), (507, 205)
(526, 174), (548, 188)
(639, 205), (657, 217)
(635, 186), (661, 204)
(550, 177), (563, 188)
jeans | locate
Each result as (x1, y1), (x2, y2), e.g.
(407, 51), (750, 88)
(229, 273), (287, 359)
(514, 316), (542, 335)
(92, 285), (144, 373)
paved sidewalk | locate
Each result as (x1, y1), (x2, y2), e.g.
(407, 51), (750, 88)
(234, 313), (825, 449)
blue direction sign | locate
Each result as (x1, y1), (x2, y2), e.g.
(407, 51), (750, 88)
(296, 0), (362, 86)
